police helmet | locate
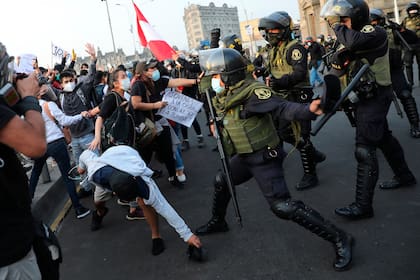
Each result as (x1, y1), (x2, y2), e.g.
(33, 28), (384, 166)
(407, 2), (420, 16)
(305, 36), (314, 43)
(321, 0), (370, 31)
(369, 8), (386, 26)
(202, 48), (246, 86)
(220, 34), (243, 54)
(317, 34), (325, 41)
(258, 11), (293, 43)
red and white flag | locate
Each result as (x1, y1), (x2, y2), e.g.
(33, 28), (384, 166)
(133, 2), (176, 61)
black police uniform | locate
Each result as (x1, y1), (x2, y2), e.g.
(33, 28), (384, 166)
(267, 39), (325, 190)
(195, 53), (353, 270)
(386, 25), (420, 137)
(330, 22), (416, 219)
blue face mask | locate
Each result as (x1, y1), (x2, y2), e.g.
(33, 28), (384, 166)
(211, 77), (224, 94)
(121, 77), (131, 91)
(151, 69), (160, 81)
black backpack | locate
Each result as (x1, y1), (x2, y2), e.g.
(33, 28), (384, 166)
(101, 92), (135, 151)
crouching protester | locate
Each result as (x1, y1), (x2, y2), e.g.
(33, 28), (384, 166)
(77, 145), (205, 260)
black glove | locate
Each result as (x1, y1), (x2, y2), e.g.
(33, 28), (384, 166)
(253, 66), (265, 78)
(268, 77), (283, 90)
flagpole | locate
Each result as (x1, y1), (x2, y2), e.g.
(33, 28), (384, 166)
(102, 0), (117, 55)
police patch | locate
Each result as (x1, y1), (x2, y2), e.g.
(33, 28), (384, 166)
(254, 88), (272, 99)
(361, 25), (375, 33)
(291, 49), (303, 61)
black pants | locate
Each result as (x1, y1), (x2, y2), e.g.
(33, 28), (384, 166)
(229, 146), (289, 205)
(138, 126), (176, 177)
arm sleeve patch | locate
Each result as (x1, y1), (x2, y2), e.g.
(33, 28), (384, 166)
(254, 88), (272, 100)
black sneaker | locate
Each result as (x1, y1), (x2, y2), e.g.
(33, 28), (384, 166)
(152, 238), (165, 255)
(168, 176), (184, 188)
(117, 199), (131, 206)
(151, 169), (163, 179)
(91, 207), (109, 231)
(75, 206), (91, 219)
(197, 135), (204, 148)
(126, 207), (145, 221)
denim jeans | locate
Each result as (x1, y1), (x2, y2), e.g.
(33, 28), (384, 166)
(71, 133), (97, 191)
(71, 133), (95, 165)
(29, 138), (81, 209)
(310, 60), (323, 87)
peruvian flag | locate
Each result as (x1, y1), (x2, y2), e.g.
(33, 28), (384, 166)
(133, 2), (176, 61)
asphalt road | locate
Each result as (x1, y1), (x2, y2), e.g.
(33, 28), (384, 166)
(57, 88), (420, 280)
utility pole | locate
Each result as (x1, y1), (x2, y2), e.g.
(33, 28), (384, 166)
(102, 0), (117, 55)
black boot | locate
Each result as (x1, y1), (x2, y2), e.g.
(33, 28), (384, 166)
(378, 135), (417, 190)
(400, 94), (420, 138)
(335, 145), (377, 220)
(271, 199), (354, 271)
(296, 141), (319, 190)
(195, 172), (231, 235)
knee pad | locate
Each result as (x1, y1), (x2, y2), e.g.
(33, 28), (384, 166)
(270, 199), (303, 220)
(214, 171), (228, 191)
(400, 89), (412, 99)
(355, 145), (376, 163)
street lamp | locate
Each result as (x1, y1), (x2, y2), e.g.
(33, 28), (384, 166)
(101, 0), (117, 54)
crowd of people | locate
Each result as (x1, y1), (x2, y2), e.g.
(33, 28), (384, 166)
(1, 0), (420, 278)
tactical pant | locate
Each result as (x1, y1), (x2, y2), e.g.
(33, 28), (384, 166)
(391, 67), (420, 127)
(403, 44), (420, 85)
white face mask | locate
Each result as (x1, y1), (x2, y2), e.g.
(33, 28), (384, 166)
(121, 77), (131, 91)
(63, 81), (76, 92)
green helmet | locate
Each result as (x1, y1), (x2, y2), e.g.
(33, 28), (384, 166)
(220, 34), (243, 54)
(369, 8), (386, 26)
(321, 0), (369, 31)
(407, 2), (420, 17)
(258, 11), (293, 45)
(200, 48), (246, 86)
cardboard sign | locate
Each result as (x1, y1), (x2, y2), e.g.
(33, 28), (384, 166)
(158, 89), (203, 127)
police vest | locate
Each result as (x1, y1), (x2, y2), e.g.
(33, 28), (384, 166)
(218, 80), (279, 154)
(386, 28), (399, 51)
(268, 39), (309, 88)
(352, 25), (391, 87)
(403, 15), (420, 39)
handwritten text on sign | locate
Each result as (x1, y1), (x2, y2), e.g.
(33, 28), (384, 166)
(158, 90), (203, 127)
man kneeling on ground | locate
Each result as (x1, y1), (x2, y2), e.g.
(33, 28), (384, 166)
(77, 145), (203, 259)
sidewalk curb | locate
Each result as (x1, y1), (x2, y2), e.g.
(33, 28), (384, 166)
(31, 177), (72, 230)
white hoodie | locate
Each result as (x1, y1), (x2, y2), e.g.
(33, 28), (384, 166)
(79, 146), (193, 242)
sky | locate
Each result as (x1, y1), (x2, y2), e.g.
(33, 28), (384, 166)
(0, 0), (300, 68)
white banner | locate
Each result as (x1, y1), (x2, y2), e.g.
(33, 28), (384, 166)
(51, 42), (70, 62)
(158, 89), (203, 127)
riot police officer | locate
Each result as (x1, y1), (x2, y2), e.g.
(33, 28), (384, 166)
(401, 2), (420, 86)
(195, 48), (353, 271)
(258, 11), (325, 190)
(321, 0), (416, 219)
(370, 8), (420, 138)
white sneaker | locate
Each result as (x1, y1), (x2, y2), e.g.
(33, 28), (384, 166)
(177, 174), (187, 183)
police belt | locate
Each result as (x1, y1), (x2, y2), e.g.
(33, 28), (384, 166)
(275, 87), (314, 104)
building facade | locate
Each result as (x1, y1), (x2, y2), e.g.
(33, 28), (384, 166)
(298, 0), (415, 40)
(183, 2), (241, 50)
